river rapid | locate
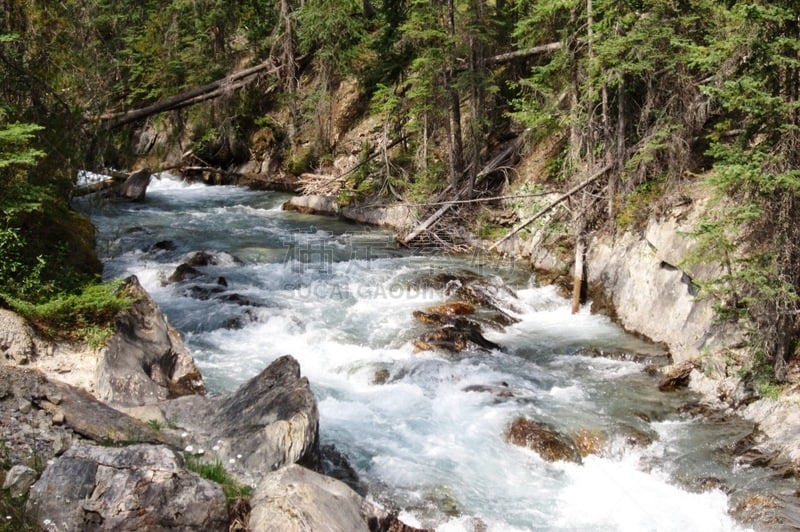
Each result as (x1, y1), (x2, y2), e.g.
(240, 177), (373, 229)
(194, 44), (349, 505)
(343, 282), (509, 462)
(76, 175), (785, 531)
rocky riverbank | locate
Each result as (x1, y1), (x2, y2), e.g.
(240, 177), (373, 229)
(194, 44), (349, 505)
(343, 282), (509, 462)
(0, 276), (423, 531)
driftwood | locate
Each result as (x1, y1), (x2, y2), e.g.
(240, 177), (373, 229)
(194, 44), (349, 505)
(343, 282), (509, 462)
(488, 164), (612, 251)
(96, 59), (281, 129)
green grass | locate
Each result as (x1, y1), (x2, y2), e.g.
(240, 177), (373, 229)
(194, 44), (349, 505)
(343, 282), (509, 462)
(184, 455), (252, 507)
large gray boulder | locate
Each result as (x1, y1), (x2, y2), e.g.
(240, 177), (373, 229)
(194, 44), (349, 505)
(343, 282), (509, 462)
(163, 355), (320, 487)
(96, 275), (206, 406)
(118, 168), (152, 202)
(27, 443), (228, 531)
(248, 464), (369, 532)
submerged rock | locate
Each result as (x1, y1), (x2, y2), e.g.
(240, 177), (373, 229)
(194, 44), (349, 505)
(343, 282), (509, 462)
(96, 275), (206, 406)
(504, 417), (583, 464)
(27, 443), (228, 532)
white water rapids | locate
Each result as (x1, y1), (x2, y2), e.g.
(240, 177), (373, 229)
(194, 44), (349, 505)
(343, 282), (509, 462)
(76, 175), (761, 531)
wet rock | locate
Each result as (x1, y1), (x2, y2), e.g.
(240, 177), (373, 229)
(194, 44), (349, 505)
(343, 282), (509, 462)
(27, 443), (228, 532)
(185, 250), (243, 267)
(2, 464), (38, 497)
(425, 302), (475, 317)
(150, 239), (176, 252)
(216, 293), (260, 307)
(96, 275), (207, 406)
(321, 444), (365, 495)
(163, 355), (320, 487)
(462, 383), (515, 398)
(222, 309), (260, 330)
(248, 464), (369, 532)
(504, 417), (582, 464)
(184, 284), (226, 300)
(412, 311), (500, 353)
(217, 276), (228, 287)
(617, 424), (656, 448)
(575, 346), (671, 367)
(414, 323), (500, 353)
(118, 168), (152, 202)
(732, 428), (777, 467)
(658, 360), (697, 391)
(572, 429), (607, 457)
(373, 368), (391, 385)
(0, 309), (37, 365)
(730, 493), (781, 526)
(165, 263), (202, 284)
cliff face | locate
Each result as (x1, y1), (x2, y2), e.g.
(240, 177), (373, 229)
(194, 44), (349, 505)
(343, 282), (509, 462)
(584, 194), (742, 366)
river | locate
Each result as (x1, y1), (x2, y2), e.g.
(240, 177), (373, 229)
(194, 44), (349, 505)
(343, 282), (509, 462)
(75, 175), (785, 531)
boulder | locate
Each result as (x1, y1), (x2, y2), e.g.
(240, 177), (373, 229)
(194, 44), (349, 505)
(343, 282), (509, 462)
(27, 443), (228, 532)
(96, 275), (206, 406)
(163, 355), (320, 486)
(0, 309), (37, 365)
(248, 464), (369, 532)
(504, 417), (582, 464)
(118, 168), (152, 202)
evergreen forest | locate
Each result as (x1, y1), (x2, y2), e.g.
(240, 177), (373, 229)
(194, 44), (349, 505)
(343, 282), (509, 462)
(2, 0), (799, 387)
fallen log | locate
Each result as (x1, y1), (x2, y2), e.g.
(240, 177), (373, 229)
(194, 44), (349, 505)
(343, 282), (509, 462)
(488, 164), (612, 251)
(95, 58), (281, 129)
(484, 42), (562, 66)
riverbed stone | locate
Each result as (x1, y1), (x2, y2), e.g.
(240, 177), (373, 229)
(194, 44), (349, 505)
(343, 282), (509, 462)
(504, 417), (582, 464)
(27, 443), (228, 532)
(96, 275), (206, 406)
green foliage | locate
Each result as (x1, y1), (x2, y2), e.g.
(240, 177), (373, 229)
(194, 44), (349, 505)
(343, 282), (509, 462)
(184, 455), (252, 508)
(4, 281), (133, 345)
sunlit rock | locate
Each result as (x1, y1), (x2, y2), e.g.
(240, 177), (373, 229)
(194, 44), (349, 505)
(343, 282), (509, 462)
(504, 417), (582, 464)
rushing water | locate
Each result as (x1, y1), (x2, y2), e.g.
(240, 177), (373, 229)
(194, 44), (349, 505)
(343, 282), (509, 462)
(76, 175), (782, 531)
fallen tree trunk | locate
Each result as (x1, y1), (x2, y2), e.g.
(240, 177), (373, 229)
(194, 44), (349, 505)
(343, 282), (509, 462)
(488, 164), (611, 251)
(96, 58), (280, 130)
